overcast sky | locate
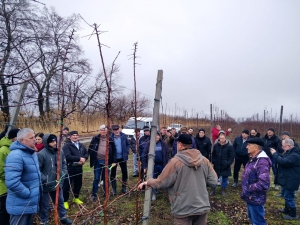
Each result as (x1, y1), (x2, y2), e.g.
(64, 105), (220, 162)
(44, 0), (300, 121)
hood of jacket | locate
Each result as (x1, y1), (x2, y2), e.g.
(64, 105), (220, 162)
(252, 150), (272, 167)
(217, 139), (229, 146)
(0, 136), (12, 147)
(133, 133), (143, 140)
(175, 149), (202, 169)
(9, 140), (35, 154)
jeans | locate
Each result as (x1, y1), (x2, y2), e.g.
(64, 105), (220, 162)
(133, 153), (138, 173)
(92, 159), (108, 196)
(63, 169), (83, 201)
(40, 189), (66, 223)
(247, 203), (266, 225)
(110, 158), (128, 183)
(233, 157), (248, 182)
(10, 214), (34, 225)
(153, 164), (163, 179)
(213, 176), (228, 189)
(0, 194), (9, 225)
(283, 188), (296, 208)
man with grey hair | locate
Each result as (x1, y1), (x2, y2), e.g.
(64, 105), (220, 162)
(270, 138), (300, 220)
(5, 128), (42, 225)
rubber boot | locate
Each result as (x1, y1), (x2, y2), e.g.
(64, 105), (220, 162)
(283, 207), (298, 220)
(209, 187), (216, 196)
(221, 188), (226, 197)
(122, 181), (127, 194)
(111, 180), (116, 196)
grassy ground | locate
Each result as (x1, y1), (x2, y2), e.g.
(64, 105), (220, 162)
(42, 152), (300, 225)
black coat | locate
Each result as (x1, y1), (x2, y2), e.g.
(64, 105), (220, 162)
(273, 147), (300, 190)
(142, 140), (169, 169)
(233, 135), (249, 160)
(262, 134), (281, 158)
(63, 141), (88, 171)
(88, 134), (117, 168)
(194, 135), (212, 160)
(212, 141), (234, 177)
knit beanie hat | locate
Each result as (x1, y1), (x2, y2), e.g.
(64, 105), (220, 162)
(8, 128), (20, 139)
(47, 134), (57, 144)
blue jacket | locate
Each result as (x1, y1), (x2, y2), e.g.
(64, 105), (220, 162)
(110, 132), (130, 161)
(142, 140), (169, 169)
(233, 135), (249, 160)
(172, 137), (196, 157)
(5, 141), (42, 215)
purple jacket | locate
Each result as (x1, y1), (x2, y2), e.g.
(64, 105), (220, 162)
(241, 150), (271, 205)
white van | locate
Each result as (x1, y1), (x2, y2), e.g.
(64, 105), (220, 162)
(122, 117), (153, 140)
(167, 123), (182, 132)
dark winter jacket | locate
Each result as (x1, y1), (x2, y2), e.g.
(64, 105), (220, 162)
(273, 147), (300, 190)
(38, 134), (67, 192)
(262, 134), (281, 158)
(139, 135), (150, 160)
(130, 134), (143, 154)
(5, 141), (42, 215)
(172, 137), (196, 157)
(88, 134), (117, 168)
(241, 150), (271, 205)
(110, 132), (130, 161)
(212, 141), (234, 177)
(63, 140), (88, 172)
(142, 140), (169, 169)
(233, 135), (249, 160)
(194, 135), (212, 160)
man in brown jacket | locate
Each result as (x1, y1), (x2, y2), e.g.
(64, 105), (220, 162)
(138, 134), (218, 225)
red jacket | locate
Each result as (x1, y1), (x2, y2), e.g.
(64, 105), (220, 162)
(211, 127), (230, 143)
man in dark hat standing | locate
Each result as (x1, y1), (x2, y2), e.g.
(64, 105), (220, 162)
(110, 125), (130, 194)
(0, 128), (19, 225)
(232, 129), (250, 187)
(241, 138), (271, 225)
(38, 134), (73, 225)
(194, 128), (212, 161)
(262, 128), (281, 190)
(138, 134), (217, 224)
(62, 131), (88, 209)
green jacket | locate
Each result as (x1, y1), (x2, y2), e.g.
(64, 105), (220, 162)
(0, 137), (12, 195)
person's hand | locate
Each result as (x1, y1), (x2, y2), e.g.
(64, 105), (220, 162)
(138, 181), (148, 190)
(270, 148), (276, 154)
(144, 169), (147, 174)
(228, 128), (232, 132)
(80, 157), (86, 163)
(111, 163), (117, 168)
(78, 161), (83, 165)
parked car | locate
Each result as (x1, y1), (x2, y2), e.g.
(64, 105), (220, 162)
(122, 117), (153, 140)
(167, 123), (182, 132)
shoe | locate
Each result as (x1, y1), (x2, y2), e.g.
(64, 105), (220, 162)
(132, 172), (138, 177)
(72, 198), (83, 205)
(60, 217), (73, 225)
(283, 207), (298, 220)
(209, 188), (215, 196)
(64, 202), (69, 210)
(232, 182), (238, 187)
(274, 185), (280, 190)
(122, 186), (127, 194)
(221, 188), (226, 197)
(217, 181), (221, 186)
(90, 195), (97, 202)
(151, 192), (156, 201)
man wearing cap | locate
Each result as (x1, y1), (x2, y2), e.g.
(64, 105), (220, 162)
(138, 126), (151, 179)
(138, 134), (218, 224)
(88, 125), (117, 199)
(232, 129), (250, 187)
(194, 128), (212, 161)
(171, 127), (196, 157)
(5, 128), (42, 225)
(62, 131), (88, 208)
(38, 134), (73, 225)
(241, 138), (271, 225)
(110, 125), (130, 194)
(262, 128), (281, 189)
(142, 132), (169, 200)
(270, 139), (300, 220)
(130, 128), (143, 177)
(0, 128), (19, 225)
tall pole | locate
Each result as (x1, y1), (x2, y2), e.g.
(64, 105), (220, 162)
(7, 82), (28, 133)
(279, 105), (283, 135)
(264, 110), (266, 132)
(142, 70), (163, 225)
(210, 104), (213, 140)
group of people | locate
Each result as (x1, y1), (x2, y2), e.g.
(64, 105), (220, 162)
(0, 123), (300, 225)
